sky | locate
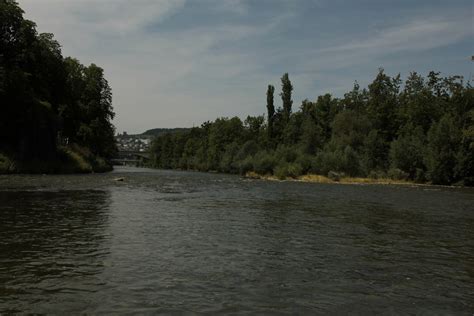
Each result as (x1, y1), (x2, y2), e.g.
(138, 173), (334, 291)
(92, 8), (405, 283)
(18, 0), (473, 134)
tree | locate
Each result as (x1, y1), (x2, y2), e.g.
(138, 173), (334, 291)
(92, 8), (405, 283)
(399, 72), (441, 133)
(314, 93), (338, 142)
(342, 81), (367, 113)
(425, 115), (461, 184)
(331, 110), (371, 151)
(148, 70), (473, 186)
(360, 69), (402, 169)
(454, 88), (474, 185)
(207, 117), (244, 170)
(280, 73), (293, 124)
(361, 130), (388, 173)
(389, 124), (425, 179)
(367, 68), (401, 142)
(0, 0), (116, 172)
(266, 84), (275, 139)
(72, 63), (117, 159)
(0, 0), (25, 61)
(61, 57), (86, 144)
(300, 117), (323, 154)
(244, 115), (264, 143)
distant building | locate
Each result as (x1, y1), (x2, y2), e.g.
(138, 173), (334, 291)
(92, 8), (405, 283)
(115, 134), (150, 152)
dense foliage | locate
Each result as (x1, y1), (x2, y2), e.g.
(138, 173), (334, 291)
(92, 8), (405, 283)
(151, 71), (474, 186)
(0, 0), (116, 173)
(141, 128), (190, 137)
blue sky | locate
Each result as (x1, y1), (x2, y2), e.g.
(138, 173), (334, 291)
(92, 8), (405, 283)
(19, 0), (473, 133)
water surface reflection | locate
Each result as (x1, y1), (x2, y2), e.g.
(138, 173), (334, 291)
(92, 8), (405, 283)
(0, 190), (111, 313)
(0, 168), (473, 314)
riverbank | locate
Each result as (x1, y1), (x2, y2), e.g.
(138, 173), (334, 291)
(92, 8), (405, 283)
(244, 171), (437, 187)
(0, 145), (112, 174)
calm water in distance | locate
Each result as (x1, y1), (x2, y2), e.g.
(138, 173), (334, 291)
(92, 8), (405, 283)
(0, 166), (473, 314)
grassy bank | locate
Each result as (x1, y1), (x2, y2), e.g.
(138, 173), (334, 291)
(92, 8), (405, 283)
(245, 171), (422, 186)
(0, 145), (112, 175)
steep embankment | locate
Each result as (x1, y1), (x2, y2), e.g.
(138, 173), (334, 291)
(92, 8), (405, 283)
(0, 145), (112, 174)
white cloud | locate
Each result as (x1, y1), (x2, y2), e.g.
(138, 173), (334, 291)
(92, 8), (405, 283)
(18, 0), (284, 132)
(20, 0), (186, 33)
(319, 17), (472, 56)
(16, 1), (472, 133)
(211, 0), (248, 15)
(283, 14), (473, 97)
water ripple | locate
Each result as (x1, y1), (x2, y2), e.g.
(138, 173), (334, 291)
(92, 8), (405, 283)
(0, 167), (473, 313)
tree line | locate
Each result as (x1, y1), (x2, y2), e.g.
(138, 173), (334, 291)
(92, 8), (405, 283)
(0, 0), (116, 173)
(150, 70), (473, 186)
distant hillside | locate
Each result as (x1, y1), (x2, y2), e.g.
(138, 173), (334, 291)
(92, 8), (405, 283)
(141, 128), (190, 137)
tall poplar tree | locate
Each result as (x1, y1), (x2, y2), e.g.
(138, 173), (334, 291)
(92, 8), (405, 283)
(266, 84), (275, 139)
(280, 73), (293, 124)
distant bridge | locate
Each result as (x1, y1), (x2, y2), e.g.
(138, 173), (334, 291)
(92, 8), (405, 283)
(112, 150), (151, 166)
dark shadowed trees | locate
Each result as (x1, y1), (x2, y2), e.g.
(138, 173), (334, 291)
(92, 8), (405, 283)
(0, 0), (116, 173)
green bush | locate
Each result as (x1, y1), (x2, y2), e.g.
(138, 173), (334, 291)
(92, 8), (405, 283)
(368, 170), (386, 179)
(274, 162), (304, 179)
(252, 151), (276, 175)
(415, 168), (426, 183)
(328, 171), (345, 181)
(314, 150), (341, 175)
(235, 140), (259, 162)
(425, 115), (461, 184)
(0, 153), (15, 174)
(287, 162), (303, 178)
(341, 146), (361, 176)
(312, 145), (361, 176)
(295, 154), (313, 174)
(274, 164), (289, 180)
(238, 156), (254, 175)
(275, 145), (298, 163)
(389, 124), (425, 179)
(387, 168), (409, 180)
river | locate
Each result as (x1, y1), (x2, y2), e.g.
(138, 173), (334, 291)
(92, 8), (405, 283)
(0, 166), (473, 314)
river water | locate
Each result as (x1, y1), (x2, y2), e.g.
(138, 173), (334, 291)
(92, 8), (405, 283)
(0, 166), (473, 314)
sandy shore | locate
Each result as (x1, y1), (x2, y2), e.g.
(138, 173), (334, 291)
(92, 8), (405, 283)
(244, 171), (436, 187)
